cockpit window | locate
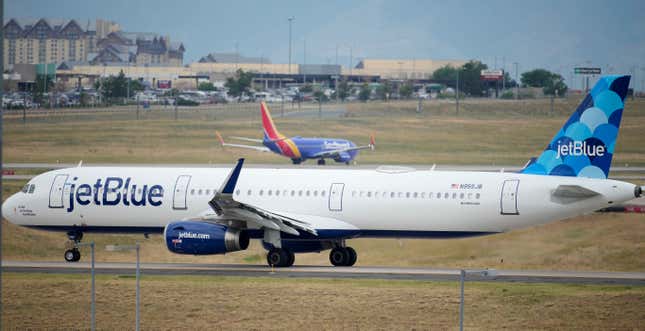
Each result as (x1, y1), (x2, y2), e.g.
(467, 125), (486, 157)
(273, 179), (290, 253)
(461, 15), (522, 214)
(21, 184), (36, 194)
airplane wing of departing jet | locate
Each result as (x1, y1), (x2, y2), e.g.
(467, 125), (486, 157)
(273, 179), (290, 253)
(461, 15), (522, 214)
(312, 134), (375, 159)
(201, 158), (318, 236)
(216, 131), (271, 152)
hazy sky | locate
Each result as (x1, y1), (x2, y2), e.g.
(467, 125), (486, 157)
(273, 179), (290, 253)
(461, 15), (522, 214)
(6, 0), (645, 88)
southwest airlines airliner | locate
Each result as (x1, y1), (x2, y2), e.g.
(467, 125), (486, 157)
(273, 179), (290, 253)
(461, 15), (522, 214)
(3, 75), (642, 267)
(216, 102), (374, 165)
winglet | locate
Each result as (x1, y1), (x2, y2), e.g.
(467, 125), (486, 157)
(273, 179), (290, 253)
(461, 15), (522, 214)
(219, 158), (245, 194)
(215, 131), (225, 146)
(369, 134), (375, 150)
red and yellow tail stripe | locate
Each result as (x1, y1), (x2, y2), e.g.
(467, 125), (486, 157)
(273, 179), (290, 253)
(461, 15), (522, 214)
(260, 102), (301, 159)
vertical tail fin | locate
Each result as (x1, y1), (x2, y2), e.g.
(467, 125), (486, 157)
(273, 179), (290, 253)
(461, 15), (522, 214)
(521, 75), (631, 179)
(260, 102), (283, 140)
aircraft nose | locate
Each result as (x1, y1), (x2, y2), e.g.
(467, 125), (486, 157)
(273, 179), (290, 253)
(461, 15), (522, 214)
(2, 193), (18, 223)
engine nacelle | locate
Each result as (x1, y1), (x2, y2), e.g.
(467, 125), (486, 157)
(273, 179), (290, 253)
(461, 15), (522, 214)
(164, 221), (249, 255)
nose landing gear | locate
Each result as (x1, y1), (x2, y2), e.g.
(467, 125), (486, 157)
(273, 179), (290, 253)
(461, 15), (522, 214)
(64, 230), (83, 262)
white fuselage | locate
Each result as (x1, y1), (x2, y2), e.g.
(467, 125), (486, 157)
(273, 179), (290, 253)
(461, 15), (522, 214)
(2, 166), (637, 238)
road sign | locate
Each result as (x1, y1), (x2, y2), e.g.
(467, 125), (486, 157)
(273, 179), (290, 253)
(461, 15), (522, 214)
(481, 69), (503, 81)
(574, 67), (601, 75)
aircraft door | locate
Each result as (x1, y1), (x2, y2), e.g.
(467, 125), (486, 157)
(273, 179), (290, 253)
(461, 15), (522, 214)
(173, 175), (191, 210)
(500, 179), (520, 215)
(329, 183), (344, 211)
(49, 174), (69, 208)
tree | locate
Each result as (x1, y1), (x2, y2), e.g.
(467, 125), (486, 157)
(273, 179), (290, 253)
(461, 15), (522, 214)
(358, 83), (371, 102)
(198, 82), (216, 91)
(399, 81), (414, 99)
(432, 65), (458, 84)
(336, 80), (350, 101)
(543, 74), (568, 96)
(299, 84), (313, 93)
(521, 69), (555, 87)
(520, 69), (568, 96)
(33, 74), (54, 104)
(225, 69), (254, 99)
(459, 60), (488, 97)
(375, 80), (392, 100)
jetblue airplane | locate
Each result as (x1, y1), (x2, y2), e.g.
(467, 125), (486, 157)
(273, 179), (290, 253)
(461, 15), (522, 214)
(216, 102), (375, 165)
(3, 75), (642, 267)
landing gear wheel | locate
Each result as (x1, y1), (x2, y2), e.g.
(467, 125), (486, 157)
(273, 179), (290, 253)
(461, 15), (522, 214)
(65, 248), (81, 262)
(267, 249), (294, 267)
(329, 247), (349, 266)
(345, 247), (357, 266)
(329, 247), (357, 266)
(317, 159), (326, 165)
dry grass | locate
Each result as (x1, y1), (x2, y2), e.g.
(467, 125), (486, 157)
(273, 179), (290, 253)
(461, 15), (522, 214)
(2, 273), (644, 330)
(4, 98), (645, 165)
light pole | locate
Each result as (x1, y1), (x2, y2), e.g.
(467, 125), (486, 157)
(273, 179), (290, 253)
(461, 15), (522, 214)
(288, 17), (295, 74)
(513, 62), (519, 100)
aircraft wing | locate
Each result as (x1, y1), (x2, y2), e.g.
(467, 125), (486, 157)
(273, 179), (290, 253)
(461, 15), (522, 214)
(197, 159), (318, 236)
(312, 135), (375, 159)
(230, 136), (264, 143)
(216, 131), (271, 152)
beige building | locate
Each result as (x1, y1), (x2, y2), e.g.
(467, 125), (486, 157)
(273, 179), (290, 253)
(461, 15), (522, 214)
(3, 18), (99, 69)
(346, 59), (467, 79)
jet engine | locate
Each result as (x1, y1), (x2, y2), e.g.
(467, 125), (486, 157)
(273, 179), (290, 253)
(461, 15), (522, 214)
(165, 221), (249, 255)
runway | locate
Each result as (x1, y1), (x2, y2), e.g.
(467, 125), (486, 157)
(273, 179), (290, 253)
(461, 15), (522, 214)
(3, 261), (644, 285)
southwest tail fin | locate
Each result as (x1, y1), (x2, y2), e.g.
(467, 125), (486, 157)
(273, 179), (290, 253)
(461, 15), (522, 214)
(260, 102), (284, 141)
(521, 75), (631, 179)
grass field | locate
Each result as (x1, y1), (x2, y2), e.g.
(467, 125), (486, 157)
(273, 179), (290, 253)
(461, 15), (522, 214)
(3, 98), (645, 166)
(3, 273), (644, 330)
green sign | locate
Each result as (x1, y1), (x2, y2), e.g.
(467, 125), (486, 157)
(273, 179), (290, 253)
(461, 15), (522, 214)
(574, 67), (601, 75)
(36, 63), (57, 76)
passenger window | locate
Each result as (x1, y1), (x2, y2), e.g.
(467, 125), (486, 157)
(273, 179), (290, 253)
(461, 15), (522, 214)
(259, 189), (264, 196)
(321, 190), (326, 197)
(468, 193), (472, 199)
(235, 189), (240, 196)
(198, 189), (203, 195)
(313, 190), (318, 197)
(476, 193), (480, 199)
(391, 192), (395, 198)
(421, 192), (425, 198)
(444, 193), (449, 199)
(413, 192), (418, 198)
(460, 193), (465, 199)
(291, 190), (295, 196)
(436, 192), (441, 199)
(452, 193), (457, 199)
(406, 192), (410, 198)
(248, 189), (252, 196)
(276, 190), (280, 196)
(428, 192), (433, 199)
(398, 192), (403, 198)
(268, 190), (272, 196)
(306, 190), (310, 197)
(298, 190), (303, 196)
(367, 191), (372, 198)
(206, 189), (211, 195)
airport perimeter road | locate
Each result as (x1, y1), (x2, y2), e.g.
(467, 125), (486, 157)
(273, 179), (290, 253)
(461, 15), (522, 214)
(3, 261), (644, 285)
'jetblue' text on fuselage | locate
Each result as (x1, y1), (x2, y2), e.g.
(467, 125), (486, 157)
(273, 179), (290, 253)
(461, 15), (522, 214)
(65, 177), (164, 212)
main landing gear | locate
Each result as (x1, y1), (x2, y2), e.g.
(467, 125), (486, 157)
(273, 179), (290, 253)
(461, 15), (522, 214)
(64, 230), (83, 262)
(329, 246), (357, 267)
(266, 248), (295, 267)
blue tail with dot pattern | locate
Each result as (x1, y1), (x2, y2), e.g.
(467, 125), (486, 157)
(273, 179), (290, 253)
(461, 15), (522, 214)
(521, 75), (631, 179)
